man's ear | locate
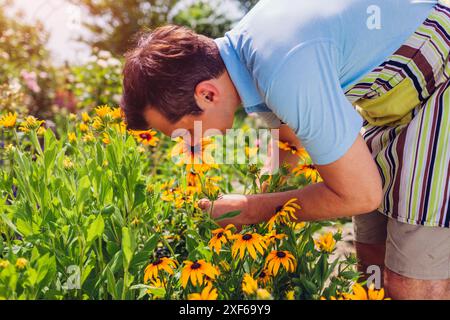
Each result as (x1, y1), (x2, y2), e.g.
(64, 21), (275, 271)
(194, 80), (219, 108)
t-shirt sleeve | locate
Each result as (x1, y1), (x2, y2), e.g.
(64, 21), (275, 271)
(265, 40), (363, 165)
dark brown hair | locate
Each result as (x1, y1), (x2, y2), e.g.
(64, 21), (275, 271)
(121, 25), (226, 130)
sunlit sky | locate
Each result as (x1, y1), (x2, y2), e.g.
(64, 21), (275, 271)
(10, 0), (242, 64)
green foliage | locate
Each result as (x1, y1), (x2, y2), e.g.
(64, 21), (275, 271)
(172, 1), (233, 39)
(68, 0), (252, 55)
(0, 0), (57, 118)
(66, 49), (123, 110)
(68, 0), (180, 56)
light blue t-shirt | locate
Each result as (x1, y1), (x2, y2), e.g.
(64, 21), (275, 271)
(215, 0), (436, 165)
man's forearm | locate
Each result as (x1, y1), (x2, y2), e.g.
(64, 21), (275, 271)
(247, 182), (377, 224)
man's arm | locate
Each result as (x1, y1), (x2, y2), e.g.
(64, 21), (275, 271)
(201, 135), (382, 227)
(266, 124), (303, 173)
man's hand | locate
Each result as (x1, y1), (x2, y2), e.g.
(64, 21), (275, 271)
(198, 195), (254, 229)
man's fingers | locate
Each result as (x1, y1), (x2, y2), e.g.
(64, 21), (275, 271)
(198, 199), (211, 210)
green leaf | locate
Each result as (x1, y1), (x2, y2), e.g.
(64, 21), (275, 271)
(130, 233), (160, 268)
(133, 183), (147, 209)
(302, 279), (318, 295)
(105, 267), (118, 299)
(137, 285), (165, 299)
(16, 218), (34, 236)
(214, 210), (241, 222)
(86, 214), (105, 244)
(76, 176), (91, 205)
(121, 227), (134, 269)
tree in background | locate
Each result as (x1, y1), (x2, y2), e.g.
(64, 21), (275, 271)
(68, 0), (179, 56)
(69, 0), (258, 56)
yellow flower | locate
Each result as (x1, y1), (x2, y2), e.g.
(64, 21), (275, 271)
(171, 137), (216, 173)
(0, 112), (17, 128)
(116, 121), (127, 134)
(343, 283), (389, 300)
(278, 141), (308, 159)
(92, 117), (104, 131)
(264, 231), (287, 246)
(256, 289), (272, 300)
(286, 290), (295, 300)
(19, 116), (45, 133)
(293, 222), (306, 231)
(315, 232), (336, 253)
(131, 217), (140, 226)
(185, 170), (203, 195)
(293, 164), (322, 183)
(181, 260), (219, 288)
(143, 257), (177, 283)
(15, 258), (28, 270)
(0, 260), (10, 269)
(148, 277), (164, 289)
(111, 107), (123, 120)
(137, 146), (146, 153)
(37, 126), (46, 136)
(63, 157), (75, 169)
(202, 178), (221, 201)
(230, 233), (267, 260)
(83, 132), (95, 143)
(257, 269), (271, 285)
(266, 198), (300, 231)
(208, 225), (234, 254)
(102, 133), (111, 144)
(245, 146), (259, 158)
(161, 188), (179, 202)
(367, 284), (388, 300)
(188, 283), (218, 300)
(4, 144), (14, 155)
(174, 193), (196, 209)
(95, 105), (112, 118)
(131, 130), (159, 147)
(68, 132), (77, 143)
(79, 123), (89, 132)
(242, 274), (258, 296)
(265, 250), (296, 276)
(81, 112), (91, 123)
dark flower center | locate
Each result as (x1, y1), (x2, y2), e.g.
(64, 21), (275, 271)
(259, 271), (266, 278)
(276, 251), (287, 258)
(140, 133), (152, 141)
(291, 146), (298, 152)
(217, 232), (224, 239)
(153, 259), (163, 266)
(275, 206), (283, 213)
(242, 234), (252, 241)
(191, 262), (202, 270)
